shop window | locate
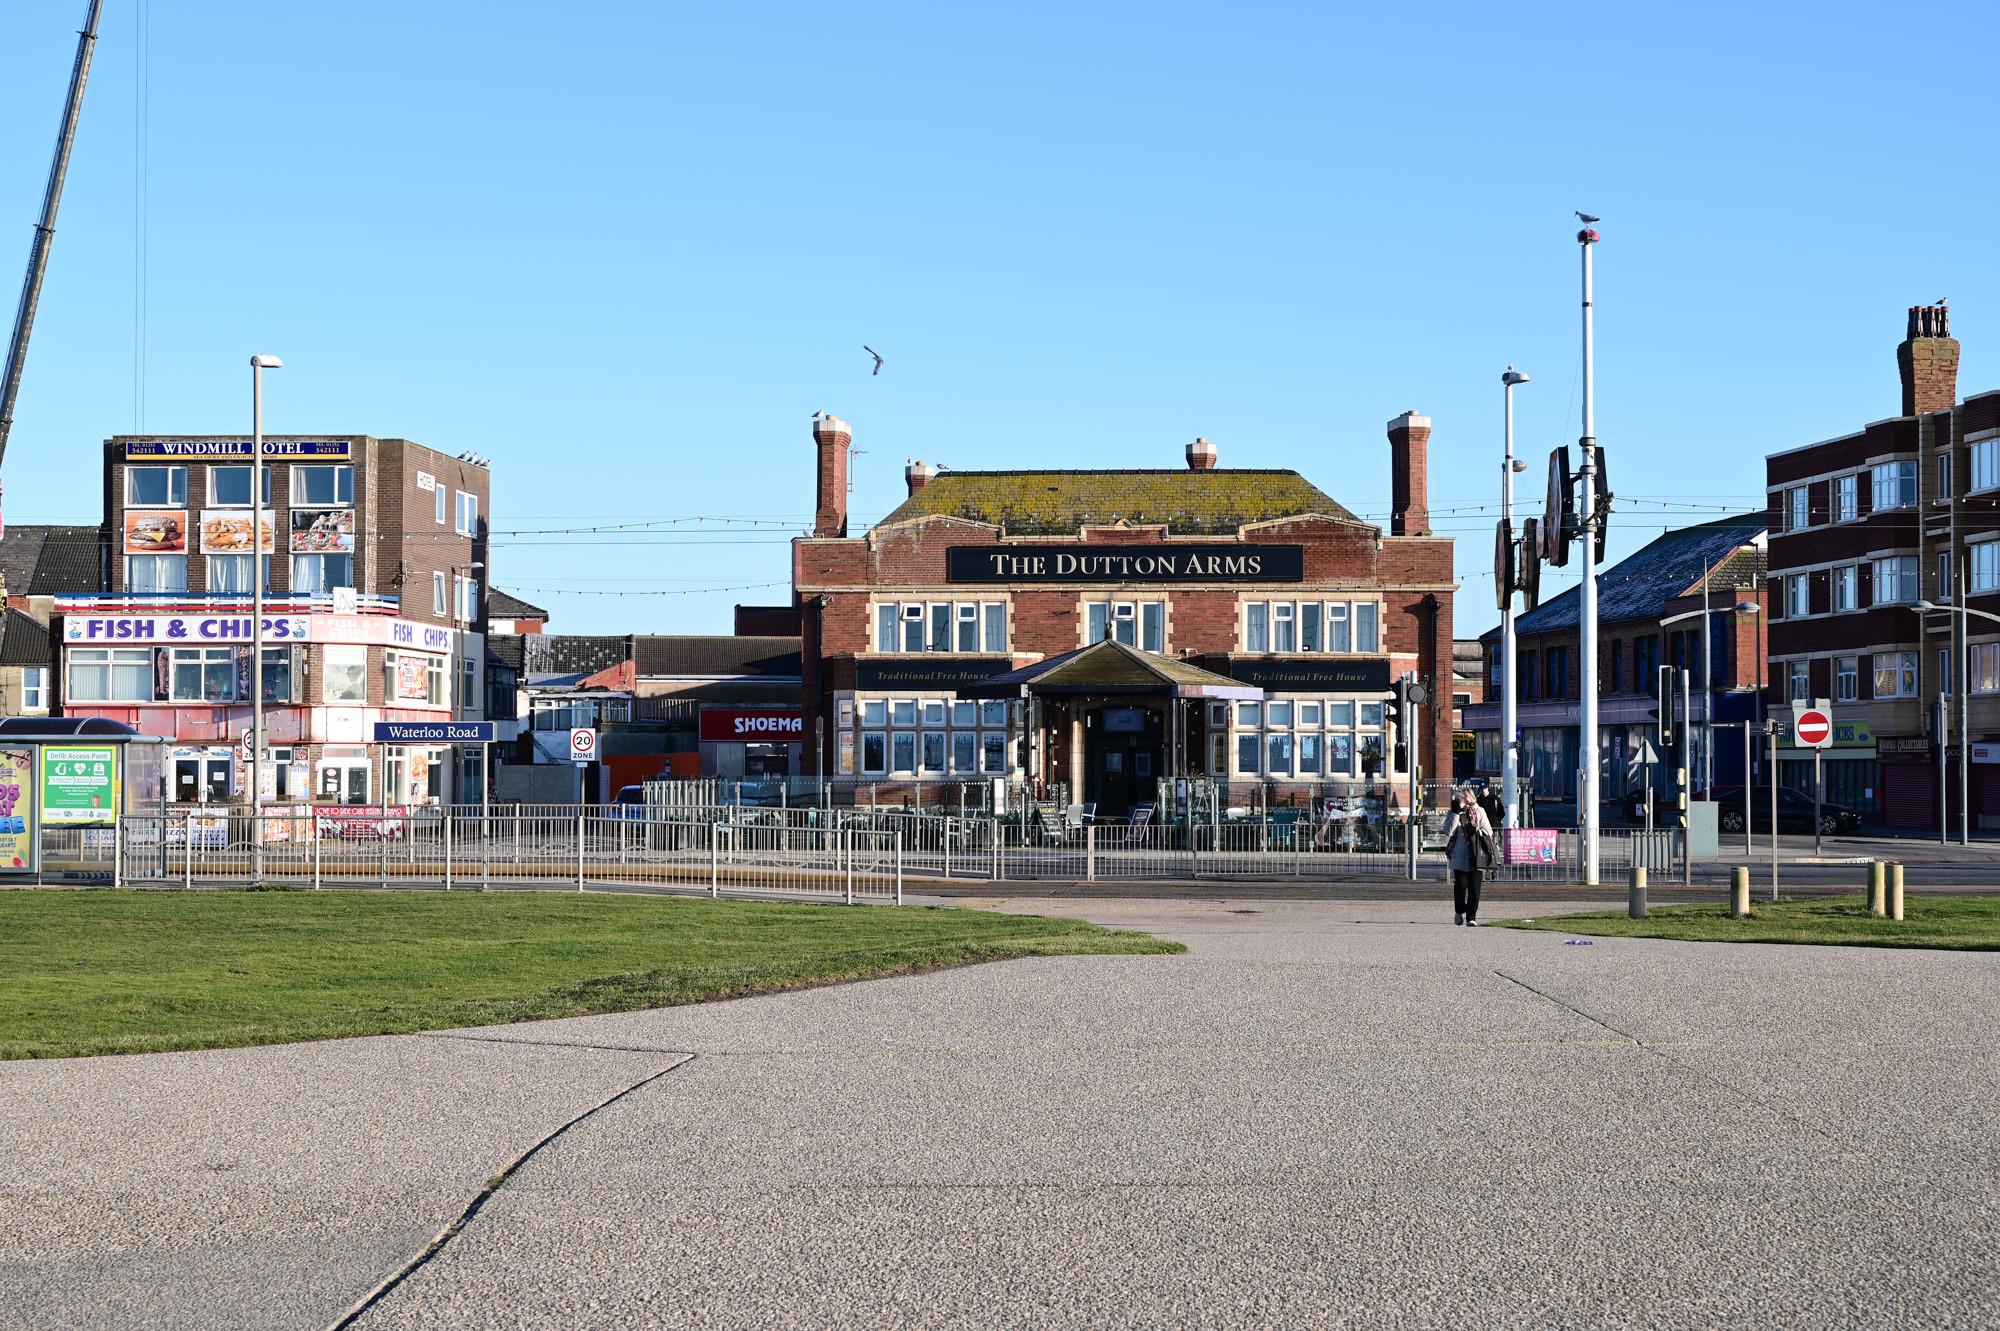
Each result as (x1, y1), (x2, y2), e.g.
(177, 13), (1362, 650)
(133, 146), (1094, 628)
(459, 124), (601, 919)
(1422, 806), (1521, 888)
(1266, 733), (1292, 775)
(1299, 702), (1321, 726)
(1267, 701), (1292, 727)
(1298, 733), (1321, 774)
(293, 465), (353, 506)
(323, 646), (368, 703)
(1326, 701), (1352, 728)
(982, 733), (1007, 773)
(951, 701), (977, 727)
(861, 733), (887, 775)
(980, 700), (1007, 727)
(952, 733), (977, 772)
(1359, 734), (1386, 776)
(921, 733), (946, 773)
(127, 554), (186, 593)
(1209, 733), (1227, 776)
(891, 733), (916, 773)
(861, 699), (886, 727)
(1327, 734), (1354, 777)
(922, 700), (946, 727)
(67, 648), (153, 702)
(891, 699), (916, 727)
(127, 465), (186, 507)
(1236, 735), (1260, 774)
(1359, 702), (1383, 729)
(172, 646), (236, 701)
(1237, 702), (1260, 728)
(208, 465), (270, 506)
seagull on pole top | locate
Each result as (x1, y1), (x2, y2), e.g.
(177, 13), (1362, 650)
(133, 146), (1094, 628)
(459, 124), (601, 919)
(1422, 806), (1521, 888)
(1575, 211), (1600, 224)
(863, 346), (884, 376)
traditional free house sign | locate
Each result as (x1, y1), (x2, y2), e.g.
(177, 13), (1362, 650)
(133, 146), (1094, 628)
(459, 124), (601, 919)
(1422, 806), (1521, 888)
(947, 544), (1305, 584)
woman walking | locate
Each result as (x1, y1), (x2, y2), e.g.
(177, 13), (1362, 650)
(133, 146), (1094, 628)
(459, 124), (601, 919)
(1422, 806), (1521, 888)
(1442, 787), (1495, 926)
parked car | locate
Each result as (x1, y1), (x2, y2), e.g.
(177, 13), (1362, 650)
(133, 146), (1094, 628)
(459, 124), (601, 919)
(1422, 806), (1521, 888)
(1703, 786), (1861, 836)
(609, 785), (649, 820)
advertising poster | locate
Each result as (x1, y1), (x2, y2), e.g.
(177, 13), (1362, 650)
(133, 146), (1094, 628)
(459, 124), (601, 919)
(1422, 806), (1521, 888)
(41, 746), (116, 825)
(839, 731), (854, 775)
(290, 509), (355, 553)
(315, 806), (409, 840)
(396, 654), (429, 700)
(124, 510), (187, 554)
(1503, 829), (1559, 866)
(0, 750), (32, 868)
(198, 510), (275, 554)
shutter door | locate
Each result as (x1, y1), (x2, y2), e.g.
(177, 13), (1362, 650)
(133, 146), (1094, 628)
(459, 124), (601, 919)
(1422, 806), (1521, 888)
(1881, 763), (1934, 829)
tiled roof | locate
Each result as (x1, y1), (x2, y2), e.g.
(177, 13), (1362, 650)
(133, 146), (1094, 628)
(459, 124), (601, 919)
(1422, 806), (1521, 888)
(1480, 513), (1767, 643)
(633, 636), (802, 678)
(486, 634), (525, 671)
(0, 525), (101, 597)
(0, 611), (51, 668)
(872, 470), (1359, 537)
(488, 589), (549, 621)
(961, 639), (1260, 699)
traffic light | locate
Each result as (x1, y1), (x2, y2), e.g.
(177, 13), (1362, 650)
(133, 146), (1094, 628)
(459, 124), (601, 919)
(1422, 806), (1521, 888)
(1657, 664), (1674, 748)
(1385, 682), (1404, 770)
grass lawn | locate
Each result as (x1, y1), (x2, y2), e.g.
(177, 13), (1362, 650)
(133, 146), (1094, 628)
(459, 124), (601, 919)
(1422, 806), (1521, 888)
(0, 889), (1183, 1059)
(1499, 893), (2000, 950)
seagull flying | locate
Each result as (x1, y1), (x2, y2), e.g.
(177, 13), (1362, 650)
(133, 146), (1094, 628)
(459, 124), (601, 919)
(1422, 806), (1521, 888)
(1575, 211), (1600, 224)
(863, 346), (884, 376)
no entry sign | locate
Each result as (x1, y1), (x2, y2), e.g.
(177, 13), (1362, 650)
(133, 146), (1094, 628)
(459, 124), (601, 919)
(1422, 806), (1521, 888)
(1794, 707), (1833, 749)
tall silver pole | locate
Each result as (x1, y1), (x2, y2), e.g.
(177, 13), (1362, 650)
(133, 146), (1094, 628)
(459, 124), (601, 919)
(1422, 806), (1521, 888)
(251, 361), (265, 886)
(1958, 569), (1969, 846)
(1578, 226), (1601, 885)
(1501, 368), (1526, 830)
(1700, 559), (1713, 796)
(0, 0), (104, 466)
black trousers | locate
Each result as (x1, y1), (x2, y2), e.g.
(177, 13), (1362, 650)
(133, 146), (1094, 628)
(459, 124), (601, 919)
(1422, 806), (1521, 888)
(1453, 869), (1483, 920)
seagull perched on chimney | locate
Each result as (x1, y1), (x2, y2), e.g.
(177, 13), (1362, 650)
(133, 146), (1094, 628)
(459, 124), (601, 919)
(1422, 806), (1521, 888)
(1576, 211), (1600, 224)
(863, 346), (884, 375)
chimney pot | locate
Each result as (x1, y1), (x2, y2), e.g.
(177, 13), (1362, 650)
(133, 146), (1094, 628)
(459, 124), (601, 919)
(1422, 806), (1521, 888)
(1186, 437), (1217, 470)
(905, 459), (938, 497)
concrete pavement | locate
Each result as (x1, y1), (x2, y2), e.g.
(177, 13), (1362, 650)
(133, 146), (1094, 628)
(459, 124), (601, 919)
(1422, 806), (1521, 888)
(3, 896), (1996, 1328)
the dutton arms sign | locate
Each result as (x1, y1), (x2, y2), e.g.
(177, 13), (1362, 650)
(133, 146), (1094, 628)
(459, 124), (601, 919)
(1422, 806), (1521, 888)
(947, 544), (1304, 584)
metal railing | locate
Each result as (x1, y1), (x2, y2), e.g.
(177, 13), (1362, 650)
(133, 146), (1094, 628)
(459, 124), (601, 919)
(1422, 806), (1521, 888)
(99, 802), (1684, 892)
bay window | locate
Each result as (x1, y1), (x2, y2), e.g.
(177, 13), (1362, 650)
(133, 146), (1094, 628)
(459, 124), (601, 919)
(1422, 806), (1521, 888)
(1871, 461), (1916, 510)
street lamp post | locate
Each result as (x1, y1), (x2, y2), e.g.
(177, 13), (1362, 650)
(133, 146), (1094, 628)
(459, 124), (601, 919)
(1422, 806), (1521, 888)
(1501, 366), (1529, 829)
(249, 354), (281, 887)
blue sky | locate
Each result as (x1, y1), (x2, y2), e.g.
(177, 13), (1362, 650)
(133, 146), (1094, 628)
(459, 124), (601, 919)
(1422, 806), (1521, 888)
(2, 1), (1995, 636)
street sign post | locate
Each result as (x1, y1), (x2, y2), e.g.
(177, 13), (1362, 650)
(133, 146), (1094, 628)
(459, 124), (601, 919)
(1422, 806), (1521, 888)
(1794, 699), (1832, 854)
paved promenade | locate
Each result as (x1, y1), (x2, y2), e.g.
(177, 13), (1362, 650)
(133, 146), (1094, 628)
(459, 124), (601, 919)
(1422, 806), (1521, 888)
(3, 897), (1995, 1328)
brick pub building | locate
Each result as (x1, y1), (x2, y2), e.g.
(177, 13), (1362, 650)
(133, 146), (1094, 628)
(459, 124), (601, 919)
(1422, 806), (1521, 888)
(1766, 306), (2000, 828)
(793, 414), (1455, 814)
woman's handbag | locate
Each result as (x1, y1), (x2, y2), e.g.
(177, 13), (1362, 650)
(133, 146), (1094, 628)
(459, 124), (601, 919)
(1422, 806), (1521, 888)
(1474, 826), (1500, 871)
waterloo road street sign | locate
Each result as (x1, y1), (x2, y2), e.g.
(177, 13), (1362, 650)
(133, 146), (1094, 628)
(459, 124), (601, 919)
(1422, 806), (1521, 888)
(374, 722), (496, 744)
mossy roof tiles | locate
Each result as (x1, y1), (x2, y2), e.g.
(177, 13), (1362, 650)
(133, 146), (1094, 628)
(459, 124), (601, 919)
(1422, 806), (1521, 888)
(872, 469), (1359, 537)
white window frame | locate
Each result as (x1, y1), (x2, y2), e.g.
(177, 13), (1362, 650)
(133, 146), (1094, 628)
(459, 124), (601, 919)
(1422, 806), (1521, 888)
(1973, 437), (2000, 494)
(291, 464), (354, 507)
(323, 645), (369, 703)
(126, 554), (187, 594)
(1785, 573), (1809, 617)
(434, 572), (448, 615)
(1873, 556), (1918, 605)
(125, 465), (187, 507)
(20, 665), (47, 711)
(435, 483), (448, 524)
(1833, 474), (1858, 522)
(1786, 486), (1808, 531)
(456, 490), (478, 536)
(1833, 564), (1856, 612)
(1786, 660), (1810, 701)
(1974, 541), (2000, 594)
(1971, 643), (2000, 695)
(1835, 656), (1858, 702)
(1872, 460), (1916, 511)
(206, 464), (270, 508)
(1874, 651), (1918, 699)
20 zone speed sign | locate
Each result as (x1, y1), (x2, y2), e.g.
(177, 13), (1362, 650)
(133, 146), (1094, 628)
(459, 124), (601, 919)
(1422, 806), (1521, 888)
(569, 728), (599, 762)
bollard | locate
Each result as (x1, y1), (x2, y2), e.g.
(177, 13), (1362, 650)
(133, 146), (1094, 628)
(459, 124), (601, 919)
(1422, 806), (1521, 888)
(1867, 860), (1885, 916)
(1889, 862), (1904, 921)
(1730, 865), (1750, 919)
(1628, 865), (1647, 919)
(1086, 823), (1096, 882)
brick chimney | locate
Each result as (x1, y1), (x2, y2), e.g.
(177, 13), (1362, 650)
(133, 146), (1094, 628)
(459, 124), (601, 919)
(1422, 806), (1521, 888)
(1898, 304), (1959, 417)
(1185, 437), (1217, 470)
(812, 413), (850, 537)
(905, 460), (938, 496)
(1386, 411), (1431, 536)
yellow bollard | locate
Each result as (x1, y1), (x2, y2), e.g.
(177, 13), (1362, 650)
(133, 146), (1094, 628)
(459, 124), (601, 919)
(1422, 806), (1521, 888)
(1730, 865), (1750, 918)
(1889, 862), (1904, 921)
(1628, 865), (1647, 919)
(1868, 860), (1886, 916)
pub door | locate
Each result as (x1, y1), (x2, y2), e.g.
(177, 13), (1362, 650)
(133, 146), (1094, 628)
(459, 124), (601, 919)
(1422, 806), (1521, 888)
(1085, 706), (1164, 818)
